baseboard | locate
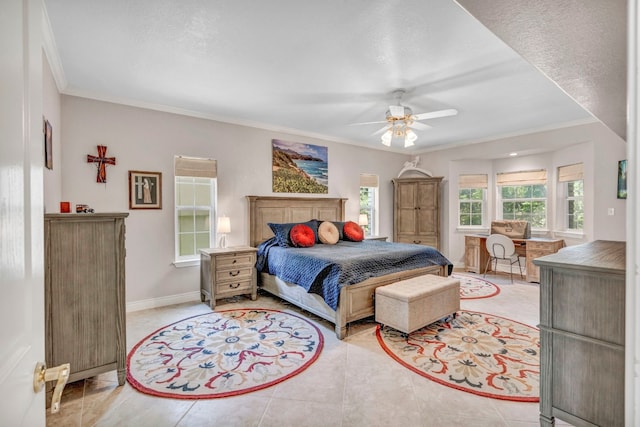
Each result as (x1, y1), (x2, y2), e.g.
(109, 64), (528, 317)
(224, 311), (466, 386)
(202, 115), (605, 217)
(126, 291), (201, 313)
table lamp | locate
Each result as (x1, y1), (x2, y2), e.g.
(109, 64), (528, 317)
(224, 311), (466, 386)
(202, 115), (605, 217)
(358, 214), (369, 234)
(217, 216), (231, 248)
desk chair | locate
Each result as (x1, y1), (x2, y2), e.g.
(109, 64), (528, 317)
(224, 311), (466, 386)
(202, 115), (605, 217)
(484, 233), (524, 282)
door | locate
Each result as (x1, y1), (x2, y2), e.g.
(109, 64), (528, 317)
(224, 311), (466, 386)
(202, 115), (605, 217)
(0, 0), (46, 425)
(415, 180), (438, 236)
(395, 181), (417, 235)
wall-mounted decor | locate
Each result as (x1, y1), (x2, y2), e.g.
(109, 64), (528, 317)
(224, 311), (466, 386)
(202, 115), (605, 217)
(87, 145), (116, 183)
(129, 170), (162, 209)
(617, 159), (627, 199)
(272, 139), (328, 194)
(43, 119), (53, 170)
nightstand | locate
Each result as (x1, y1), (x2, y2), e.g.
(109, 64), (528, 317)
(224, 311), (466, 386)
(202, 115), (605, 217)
(199, 246), (258, 309)
(365, 236), (388, 241)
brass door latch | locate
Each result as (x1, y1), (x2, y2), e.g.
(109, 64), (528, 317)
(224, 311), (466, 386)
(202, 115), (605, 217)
(33, 362), (70, 414)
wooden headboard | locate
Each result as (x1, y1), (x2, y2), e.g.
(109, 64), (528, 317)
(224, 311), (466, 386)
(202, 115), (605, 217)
(246, 196), (347, 247)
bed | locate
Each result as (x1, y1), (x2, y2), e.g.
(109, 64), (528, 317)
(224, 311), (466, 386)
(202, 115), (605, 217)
(247, 195), (452, 339)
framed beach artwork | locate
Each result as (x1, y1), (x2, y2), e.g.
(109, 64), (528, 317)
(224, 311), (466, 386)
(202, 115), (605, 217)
(272, 139), (328, 193)
(129, 170), (162, 209)
(617, 159), (627, 199)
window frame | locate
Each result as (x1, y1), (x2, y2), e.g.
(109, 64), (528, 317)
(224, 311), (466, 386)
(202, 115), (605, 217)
(458, 187), (486, 228)
(497, 183), (548, 230)
(359, 185), (378, 237)
(564, 179), (584, 231)
(174, 175), (217, 267)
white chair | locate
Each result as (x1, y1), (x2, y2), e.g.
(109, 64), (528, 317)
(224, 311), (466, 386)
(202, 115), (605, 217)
(483, 233), (523, 282)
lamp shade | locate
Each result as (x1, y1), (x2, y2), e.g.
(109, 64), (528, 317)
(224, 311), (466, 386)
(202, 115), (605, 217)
(217, 216), (231, 233)
(381, 129), (392, 146)
(358, 214), (369, 226)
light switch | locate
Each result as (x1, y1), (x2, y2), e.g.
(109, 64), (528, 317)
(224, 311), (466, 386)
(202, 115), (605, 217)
(608, 208), (615, 216)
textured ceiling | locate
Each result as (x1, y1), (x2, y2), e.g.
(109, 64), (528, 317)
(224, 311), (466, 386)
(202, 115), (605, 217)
(457, 0), (627, 141)
(44, 0), (595, 153)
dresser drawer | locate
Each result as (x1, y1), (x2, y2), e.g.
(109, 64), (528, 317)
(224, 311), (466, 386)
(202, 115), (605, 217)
(215, 266), (254, 282)
(215, 279), (253, 295)
(527, 241), (550, 251)
(216, 252), (255, 268)
(200, 246), (258, 309)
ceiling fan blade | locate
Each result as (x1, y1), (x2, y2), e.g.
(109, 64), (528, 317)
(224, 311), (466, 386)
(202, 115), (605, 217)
(350, 119), (388, 126)
(372, 125), (390, 136)
(408, 121), (432, 131)
(413, 108), (458, 121)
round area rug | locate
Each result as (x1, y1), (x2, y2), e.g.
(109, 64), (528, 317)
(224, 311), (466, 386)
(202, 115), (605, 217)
(376, 311), (539, 402)
(453, 273), (500, 300)
(127, 308), (323, 399)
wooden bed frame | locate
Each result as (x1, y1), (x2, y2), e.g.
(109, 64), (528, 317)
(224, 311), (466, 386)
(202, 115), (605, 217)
(247, 195), (447, 339)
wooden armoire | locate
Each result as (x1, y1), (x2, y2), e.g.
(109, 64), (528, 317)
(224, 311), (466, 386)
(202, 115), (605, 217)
(392, 177), (442, 249)
(44, 213), (128, 387)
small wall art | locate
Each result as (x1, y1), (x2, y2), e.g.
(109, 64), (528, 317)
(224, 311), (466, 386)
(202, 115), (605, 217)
(43, 118), (53, 170)
(617, 159), (627, 199)
(272, 139), (328, 194)
(129, 170), (162, 209)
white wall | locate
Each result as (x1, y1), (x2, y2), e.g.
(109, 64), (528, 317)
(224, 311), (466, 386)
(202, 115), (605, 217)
(42, 52), (61, 213)
(48, 93), (627, 305)
(57, 95), (409, 306)
(417, 121), (627, 267)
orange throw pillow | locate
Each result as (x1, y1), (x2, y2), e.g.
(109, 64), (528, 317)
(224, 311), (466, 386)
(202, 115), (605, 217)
(290, 224), (316, 247)
(343, 221), (364, 242)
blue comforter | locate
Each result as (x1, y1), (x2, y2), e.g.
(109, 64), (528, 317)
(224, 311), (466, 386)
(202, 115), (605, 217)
(256, 238), (453, 310)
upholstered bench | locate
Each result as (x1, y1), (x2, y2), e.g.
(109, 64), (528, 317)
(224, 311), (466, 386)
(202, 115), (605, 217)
(375, 275), (460, 334)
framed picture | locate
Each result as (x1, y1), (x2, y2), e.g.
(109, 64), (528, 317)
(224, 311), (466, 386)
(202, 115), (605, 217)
(44, 119), (53, 170)
(617, 159), (627, 199)
(129, 170), (162, 209)
(272, 139), (328, 193)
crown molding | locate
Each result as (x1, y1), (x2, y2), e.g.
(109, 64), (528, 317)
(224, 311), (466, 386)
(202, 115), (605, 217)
(41, 4), (67, 92)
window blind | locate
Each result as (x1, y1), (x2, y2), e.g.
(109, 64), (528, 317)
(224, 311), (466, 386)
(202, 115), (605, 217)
(496, 169), (547, 186)
(458, 174), (488, 189)
(558, 163), (584, 182)
(175, 156), (217, 178)
(359, 174), (379, 188)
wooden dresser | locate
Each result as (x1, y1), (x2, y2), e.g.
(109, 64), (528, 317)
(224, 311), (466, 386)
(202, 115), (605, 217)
(200, 246), (258, 308)
(534, 240), (625, 427)
(392, 177), (442, 249)
(44, 213), (128, 386)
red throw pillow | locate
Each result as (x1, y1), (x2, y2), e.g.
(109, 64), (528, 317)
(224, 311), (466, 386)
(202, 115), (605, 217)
(343, 221), (364, 242)
(290, 224), (316, 247)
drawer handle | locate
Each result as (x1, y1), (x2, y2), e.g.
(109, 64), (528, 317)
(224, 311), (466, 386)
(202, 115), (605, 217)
(232, 259), (237, 264)
(229, 270), (240, 277)
(414, 240), (421, 244)
(229, 283), (241, 289)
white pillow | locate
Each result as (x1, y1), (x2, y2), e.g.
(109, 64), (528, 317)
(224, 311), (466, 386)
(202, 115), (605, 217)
(318, 221), (339, 245)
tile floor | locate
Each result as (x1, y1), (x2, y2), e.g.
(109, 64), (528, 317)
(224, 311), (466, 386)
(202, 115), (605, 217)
(46, 271), (571, 427)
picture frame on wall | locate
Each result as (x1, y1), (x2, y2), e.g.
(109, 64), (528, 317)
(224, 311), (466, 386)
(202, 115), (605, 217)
(617, 159), (627, 199)
(129, 170), (162, 209)
(44, 118), (53, 170)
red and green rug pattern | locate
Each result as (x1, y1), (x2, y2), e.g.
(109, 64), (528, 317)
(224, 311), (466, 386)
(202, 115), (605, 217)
(127, 308), (323, 399)
(376, 310), (539, 401)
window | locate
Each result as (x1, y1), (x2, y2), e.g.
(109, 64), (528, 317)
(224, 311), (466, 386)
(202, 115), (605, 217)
(174, 156), (217, 264)
(558, 163), (584, 231)
(497, 170), (547, 229)
(458, 174), (487, 227)
(359, 174), (379, 237)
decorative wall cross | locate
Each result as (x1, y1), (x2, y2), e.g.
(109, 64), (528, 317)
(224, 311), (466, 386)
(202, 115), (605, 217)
(87, 145), (116, 183)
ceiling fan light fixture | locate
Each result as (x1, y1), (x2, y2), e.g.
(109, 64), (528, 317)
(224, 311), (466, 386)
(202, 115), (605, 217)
(381, 129), (392, 146)
(404, 129), (417, 147)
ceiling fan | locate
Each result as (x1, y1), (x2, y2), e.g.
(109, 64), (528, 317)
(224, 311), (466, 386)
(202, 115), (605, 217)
(353, 89), (458, 148)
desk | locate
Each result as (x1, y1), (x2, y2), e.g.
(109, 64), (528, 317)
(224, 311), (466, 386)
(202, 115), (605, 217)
(464, 235), (564, 282)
